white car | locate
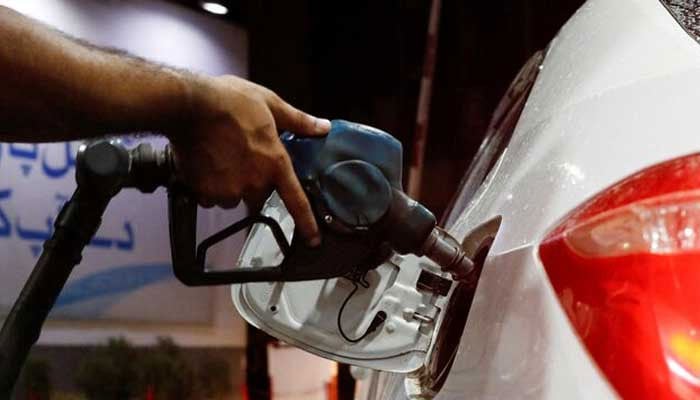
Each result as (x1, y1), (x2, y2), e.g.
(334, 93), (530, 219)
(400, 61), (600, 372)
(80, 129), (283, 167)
(233, 0), (700, 398)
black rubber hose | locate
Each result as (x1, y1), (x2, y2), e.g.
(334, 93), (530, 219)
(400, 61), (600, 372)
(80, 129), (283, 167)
(0, 190), (109, 398)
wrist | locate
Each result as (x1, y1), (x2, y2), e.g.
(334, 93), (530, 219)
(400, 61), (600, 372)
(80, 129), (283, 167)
(165, 70), (217, 144)
(161, 68), (195, 141)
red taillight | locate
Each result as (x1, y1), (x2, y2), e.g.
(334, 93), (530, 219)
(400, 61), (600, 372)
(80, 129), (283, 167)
(539, 153), (700, 400)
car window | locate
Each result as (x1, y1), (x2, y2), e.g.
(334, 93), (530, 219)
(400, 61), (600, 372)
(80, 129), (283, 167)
(661, 1), (700, 40)
(442, 50), (544, 228)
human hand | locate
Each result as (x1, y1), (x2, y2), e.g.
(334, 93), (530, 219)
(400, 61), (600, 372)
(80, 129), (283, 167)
(168, 75), (330, 246)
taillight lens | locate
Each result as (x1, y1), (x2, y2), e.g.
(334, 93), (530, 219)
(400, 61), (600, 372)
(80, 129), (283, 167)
(539, 154), (700, 399)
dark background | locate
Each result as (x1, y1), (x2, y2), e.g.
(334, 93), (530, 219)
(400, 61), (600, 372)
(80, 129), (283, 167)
(171, 0), (584, 218)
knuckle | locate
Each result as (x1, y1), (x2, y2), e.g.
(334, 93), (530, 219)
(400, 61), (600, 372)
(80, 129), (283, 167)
(254, 87), (273, 104)
(273, 151), (289, 168)
(242, 88), (266, 106)
(253, 121), (275, 137)
(264, 88), (281, 103)
(264, 150), (288, 170)
(254, 95), (269, 108)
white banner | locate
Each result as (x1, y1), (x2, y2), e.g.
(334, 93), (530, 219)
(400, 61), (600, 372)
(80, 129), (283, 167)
(0, 0), (250, 342)
(0, 138), (246, 324)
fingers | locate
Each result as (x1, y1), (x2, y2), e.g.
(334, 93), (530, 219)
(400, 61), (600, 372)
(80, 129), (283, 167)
(243, 183), (273, 214)
(216, 197), (241, 209)
(195, 187), (240, 209)
(274, 155), (321, 247)
(267, 94), (331, 136)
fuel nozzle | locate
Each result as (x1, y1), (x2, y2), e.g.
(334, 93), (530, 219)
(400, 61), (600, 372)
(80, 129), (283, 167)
(381, 189), (475, 283)
(420, 227), (474, 282)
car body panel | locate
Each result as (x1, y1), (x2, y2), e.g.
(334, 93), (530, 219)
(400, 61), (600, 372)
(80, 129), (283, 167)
(361, 0), (700, 398)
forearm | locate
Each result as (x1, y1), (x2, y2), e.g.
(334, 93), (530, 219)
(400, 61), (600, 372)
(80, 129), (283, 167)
(0, 6), (193, 142)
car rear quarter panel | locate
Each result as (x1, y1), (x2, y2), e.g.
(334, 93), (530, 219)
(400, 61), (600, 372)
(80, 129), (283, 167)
(363, 0), (700, 398)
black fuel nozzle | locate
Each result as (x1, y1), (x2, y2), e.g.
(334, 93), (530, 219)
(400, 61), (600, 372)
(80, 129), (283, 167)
(123, 142), (175, 192)
(164, 120), (477, 286)
(381, 189), (475, 283)
(420, 227), (474, 282)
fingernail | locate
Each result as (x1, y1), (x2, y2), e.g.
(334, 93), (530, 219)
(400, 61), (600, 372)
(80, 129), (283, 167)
(308, 235), (322, 247)
(315, 118), (332, 133)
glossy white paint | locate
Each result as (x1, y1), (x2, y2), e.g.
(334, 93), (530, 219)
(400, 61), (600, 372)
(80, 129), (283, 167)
(363, 0), (700, 398)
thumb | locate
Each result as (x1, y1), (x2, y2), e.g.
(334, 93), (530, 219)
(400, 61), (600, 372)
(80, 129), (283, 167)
(268, 95), (331, 136)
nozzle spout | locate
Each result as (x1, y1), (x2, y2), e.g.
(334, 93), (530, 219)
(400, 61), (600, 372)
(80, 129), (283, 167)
(421, 227), (475, 283)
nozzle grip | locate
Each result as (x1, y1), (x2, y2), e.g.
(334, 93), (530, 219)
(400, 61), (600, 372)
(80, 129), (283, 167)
(167, 187), (388, 285)
(167, 187), (287, 285)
